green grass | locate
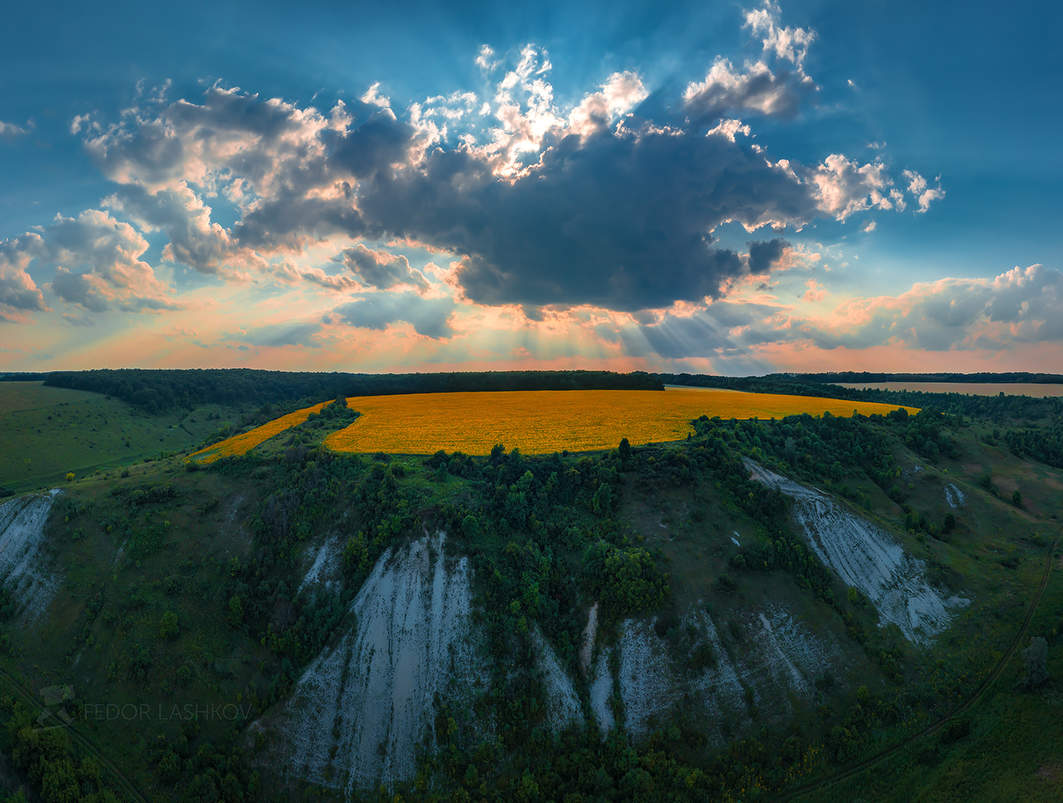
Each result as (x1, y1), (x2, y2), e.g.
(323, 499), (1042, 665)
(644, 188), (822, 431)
(0, 381), (240, 494)
(0, 381), (108, 415)
(3, 458), (275, 799)
(819, 551), (1063, 802)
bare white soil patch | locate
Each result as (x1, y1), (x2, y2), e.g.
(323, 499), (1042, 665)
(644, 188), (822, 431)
(617, 619), (675, 735)
(604, 607), (837, 739)
(745, 459), (964, 643)
(0, 491), (60, 623)
(532, 628), (583, 732)
(694, 607), (831, 724)
(297, 535), (342, 596)
(588, 646), (615, 732)
(580, 602), (598, 675)
(264, 531), (488, 792)
(687, 611), (747, 715)
(944, 483), (966, 509)
(111, 538), (127, 569)
(740, 610), (823, 698)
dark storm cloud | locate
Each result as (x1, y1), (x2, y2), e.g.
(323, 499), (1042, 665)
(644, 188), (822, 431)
(330, 115), (416, 180)
(633, 301), (784, 358)
(358, 129), (816, 310)
(80, 86), (411, 198)
(331, 292), (456, 338)
(339, 244), (428, 290)
(59, 52), (937, 325)
(74, 82), (831, 313)
(235, 194), (370, 251)
(748, 238), (789, 272)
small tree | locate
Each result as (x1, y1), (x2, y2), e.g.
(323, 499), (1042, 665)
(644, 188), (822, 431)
(1012, 490), (1023, 508)
(159, 611), (180, 641)
(1021, 636), (1048, 689)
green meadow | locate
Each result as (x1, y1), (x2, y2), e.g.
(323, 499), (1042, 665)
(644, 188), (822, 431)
(0, 382), (236, 495)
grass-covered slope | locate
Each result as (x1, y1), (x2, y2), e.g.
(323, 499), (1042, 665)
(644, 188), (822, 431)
(0, 382), (237, 494)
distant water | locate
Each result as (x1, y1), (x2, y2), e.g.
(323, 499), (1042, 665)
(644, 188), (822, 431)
(837, 382), (1063, 397)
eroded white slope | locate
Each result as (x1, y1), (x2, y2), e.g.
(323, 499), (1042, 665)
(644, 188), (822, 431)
(269, 531), (487, 792)
(745, 458), (964, 643)
(297, 535), (342, 596)
(616, 619), (674, 736)
(531, 628), (583, 732)
(0, 491), (60, 623)
(734, 609), (836, 715)
(612, 608), (833, 737)
(589, 646), (615, 732)
(944, 483), (966, 509)
(579, 602), (598, 674)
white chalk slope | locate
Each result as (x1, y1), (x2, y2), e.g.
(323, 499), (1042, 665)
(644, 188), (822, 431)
(267, 532), (487, 793)
(944, 483), (966, 509)
(532, 627), (583, 731)
(745, 459), (965, 643)
(296, 534), (342, 596)
(592, 607), (834, 738)
(0, 490), (61, 623)
(266, 472), (955, 786)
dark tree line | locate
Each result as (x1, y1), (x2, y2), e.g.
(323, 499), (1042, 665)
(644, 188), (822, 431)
(11, 367), (1059, 429)
(661, 372), (1063, 422)
(16, 369), (662, 413)
(1004, 423), (1063, 469)
(796, 371), (1063, 385)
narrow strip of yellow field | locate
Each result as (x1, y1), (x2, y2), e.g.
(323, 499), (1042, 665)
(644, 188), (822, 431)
(189, 401), (330, 463)
(324, 388), (919, 455)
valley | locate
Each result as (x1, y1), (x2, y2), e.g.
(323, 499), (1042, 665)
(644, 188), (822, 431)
(0, 372), (1060, 801)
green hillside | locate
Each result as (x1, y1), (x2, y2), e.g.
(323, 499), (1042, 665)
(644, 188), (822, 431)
(0, 382), (244, 495)
(0, 387), (1060, 801)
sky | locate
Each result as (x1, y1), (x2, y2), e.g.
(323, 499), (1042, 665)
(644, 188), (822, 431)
(1, 0), (1061, 375)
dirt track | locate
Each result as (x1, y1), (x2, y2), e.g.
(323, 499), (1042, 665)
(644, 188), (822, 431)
(783, 532), (1061, 801)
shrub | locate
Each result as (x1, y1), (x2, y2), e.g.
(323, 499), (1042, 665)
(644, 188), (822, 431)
(159, 611), (180, 640)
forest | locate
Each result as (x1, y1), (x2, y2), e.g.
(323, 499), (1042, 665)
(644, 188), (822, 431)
(659, 372), (1063, 425)
(793, 371), (1063, 385)
(6, 368), (1062, 425)
(0, 370), (663, 414)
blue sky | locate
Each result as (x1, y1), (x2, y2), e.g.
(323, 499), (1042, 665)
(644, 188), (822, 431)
(1, 0), (1061, 373)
